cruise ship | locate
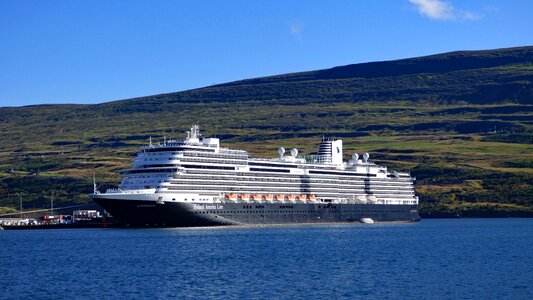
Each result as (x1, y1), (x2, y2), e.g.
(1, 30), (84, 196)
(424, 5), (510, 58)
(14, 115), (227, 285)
(90, 125), (420, 227)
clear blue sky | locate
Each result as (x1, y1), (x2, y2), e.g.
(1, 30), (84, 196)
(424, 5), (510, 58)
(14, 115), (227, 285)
(1, 0), (532, 107)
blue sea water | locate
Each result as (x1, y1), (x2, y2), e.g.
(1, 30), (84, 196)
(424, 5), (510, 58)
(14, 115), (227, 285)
(1, 219), (532, 299)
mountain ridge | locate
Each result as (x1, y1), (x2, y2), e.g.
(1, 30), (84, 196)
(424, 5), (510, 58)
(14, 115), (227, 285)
(217, 45), (533, 85)
(107, 45), (533, 107)
(3, 45), (533, 110)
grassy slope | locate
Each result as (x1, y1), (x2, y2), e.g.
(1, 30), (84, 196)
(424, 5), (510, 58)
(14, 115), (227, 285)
(0, 46), (532, 217)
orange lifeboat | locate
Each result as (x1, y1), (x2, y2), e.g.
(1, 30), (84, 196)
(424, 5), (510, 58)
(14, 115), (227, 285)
(274, 194), (285, 202)
(287, 195), (296, 202)
(240, 194), (250, 201)
(251, 194), (262, 202)
(264, 194), (274, 202)
(225, 193), (238, 201)
(307, 195), (317, 201)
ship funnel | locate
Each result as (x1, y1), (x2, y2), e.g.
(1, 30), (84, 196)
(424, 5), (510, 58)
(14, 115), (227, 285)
(278, 147), (285, 158)
(318, 138), (343, 165)
(290, 148), (298, 157)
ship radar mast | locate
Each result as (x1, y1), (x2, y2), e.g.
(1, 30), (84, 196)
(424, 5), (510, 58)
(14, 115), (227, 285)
(186, 124), (202, 143)
(190, 124), (201, 139)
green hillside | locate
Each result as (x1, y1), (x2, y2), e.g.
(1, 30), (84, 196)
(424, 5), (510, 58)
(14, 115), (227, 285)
(1, 46), (532, 217)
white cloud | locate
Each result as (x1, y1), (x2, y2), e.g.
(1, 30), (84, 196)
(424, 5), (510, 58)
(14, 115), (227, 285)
(408, 0), (482, 21)
(409, 0), (454, 20)
(290, 22), (303, 40)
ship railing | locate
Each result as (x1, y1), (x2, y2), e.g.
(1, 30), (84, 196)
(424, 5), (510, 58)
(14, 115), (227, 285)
(251, 158), (291, 163)
(254, 155), (330, 164)
(252, 158), (285, 162)
(219, 148), (249, 155)
(105, 188), (159, 194)
(251, 157), (307, 164)
(166, 139), (185, 144)
(335, 197), (367, 204)
(303, 155), (330, 164)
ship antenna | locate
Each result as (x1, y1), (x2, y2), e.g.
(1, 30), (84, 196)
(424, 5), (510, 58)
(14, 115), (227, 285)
(93, 172), (99, 194)
(149, 136), (152, 146)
